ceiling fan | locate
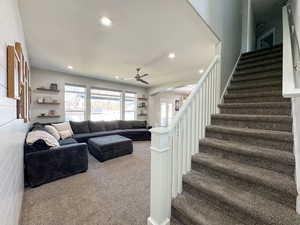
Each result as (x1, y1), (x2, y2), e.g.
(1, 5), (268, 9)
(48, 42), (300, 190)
(125, 68), (150, 85)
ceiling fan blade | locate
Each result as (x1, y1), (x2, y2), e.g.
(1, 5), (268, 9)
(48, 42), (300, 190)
(139, 79), (149, 85)
(139, 73), (149, 78)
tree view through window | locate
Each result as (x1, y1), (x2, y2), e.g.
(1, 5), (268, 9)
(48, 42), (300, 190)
(65, 85), (86, 121)
(90, 89), (122, 121)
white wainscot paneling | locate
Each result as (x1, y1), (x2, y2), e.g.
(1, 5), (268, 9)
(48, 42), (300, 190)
(0, 119), (27, 225)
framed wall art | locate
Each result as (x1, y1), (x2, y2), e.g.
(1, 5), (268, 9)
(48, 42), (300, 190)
(7, 45), (20, 100)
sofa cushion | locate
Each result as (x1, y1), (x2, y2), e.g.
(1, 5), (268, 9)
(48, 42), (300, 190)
(131, 121), (147, 129)
(105, 121), (119, 130)
(119, 120), (133, 129)
(70, 121), (90, 134)
(89, 121), (106, 132)
(52, 122), (74, 140)
(45, 125), (60, 140)
(59, 138), (78, 146)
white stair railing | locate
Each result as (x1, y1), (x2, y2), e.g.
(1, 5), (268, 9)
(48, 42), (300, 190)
(147, 55), (221, 225)
(282, 5), (300, 214)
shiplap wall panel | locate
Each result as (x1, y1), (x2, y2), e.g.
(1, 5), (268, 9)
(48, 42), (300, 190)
(0, 0), (28, 225)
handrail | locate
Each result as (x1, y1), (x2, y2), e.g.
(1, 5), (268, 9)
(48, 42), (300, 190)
(148, 54), (221, 225)
(169, 55), (220, 131)
(283, 5), (300, 215)
(283, 5), (300, 97)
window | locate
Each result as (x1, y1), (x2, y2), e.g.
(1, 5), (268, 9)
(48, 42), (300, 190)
(125, 92), (137, 121)
(168, 103), (173, 126)
(65, 85), (86, 121)
(160, 102), (167, 127)
(90, 88), (122, 121)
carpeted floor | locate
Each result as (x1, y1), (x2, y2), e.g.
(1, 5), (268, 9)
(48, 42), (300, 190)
(21, 141), (151, 225)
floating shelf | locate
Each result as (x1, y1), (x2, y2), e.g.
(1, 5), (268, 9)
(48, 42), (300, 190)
(138, 114), (147, 117)
(137, 98), (147, 101)
(37, 102), (60, 105)
(38, 115), (60, 118)
(36, 88), (60, 93)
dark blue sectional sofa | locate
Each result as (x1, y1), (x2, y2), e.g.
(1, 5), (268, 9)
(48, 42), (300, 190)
(24, 120), (151, 187)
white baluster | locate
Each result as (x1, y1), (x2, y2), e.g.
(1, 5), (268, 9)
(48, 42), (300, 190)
(178, 120), (183, 193)
(148, 127), (171, 225)
(172, 129), (178, 197)
(187, 107), (192, 171)
(183, 114), (188, 174)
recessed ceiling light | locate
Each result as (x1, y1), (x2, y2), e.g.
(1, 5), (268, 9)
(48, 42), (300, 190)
(67, 65), (73, 70)
(168, 52), (176, 59)
(100, 17), (112, 27)
(115, 76), (119, 79)
(198, 69), (204, 74)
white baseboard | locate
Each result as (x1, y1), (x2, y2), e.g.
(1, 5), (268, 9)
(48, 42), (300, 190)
(147, 217), (170, 225)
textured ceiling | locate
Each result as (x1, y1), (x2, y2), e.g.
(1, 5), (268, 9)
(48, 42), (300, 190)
(18, 0), (218, 87)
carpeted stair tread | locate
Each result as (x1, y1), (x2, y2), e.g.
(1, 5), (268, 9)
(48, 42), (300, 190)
(231, 71), (282, 82)
(237, 57), (282, 70)
(234, 64), (282, 76)
(206, 125), (293, 143)
(228, 80), (281, 90)
(172, 192), (245, 225)
(199, 137), (295, 166)
(183, 170), (300, 225)
(211, 114), (292, 123)
(239, 52), (282, 65)
(241, 45), (282, 60)
(219, 102), (290, 109)
(170, 217), (182, 225)
(192, 152), (296, 197)
(224, 91), (283, 99)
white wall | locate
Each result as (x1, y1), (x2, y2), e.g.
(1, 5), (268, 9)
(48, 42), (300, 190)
(148, 91), (187, 127)
(241, 0), (256, 53)
(188, 0), (242, 92)
(30, 67), (148, 123)
(0, 0), (28, 225)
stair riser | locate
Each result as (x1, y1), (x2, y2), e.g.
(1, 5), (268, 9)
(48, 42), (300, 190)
(237, 58), (282, 70)
(211, 117), (292, 132)
(239, 53), (283, 66)
(241, 49), (282, 61)
(171, 206), (198, 225)
(235, 65), (282, 76)
(182, 182), (263, 225)
(227, 86), (282, 94)
(232, 72), (282, 82)
(231, 76), (281, 86)
(224, 96), (288, 103)
(205, 129), (293, 152)
(191, 163), (296, 209)
(220, 106), (291, 116)
(198, 143), (294, 177)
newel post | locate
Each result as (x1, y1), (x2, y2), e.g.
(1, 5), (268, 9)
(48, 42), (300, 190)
(147, 127), (171, 225)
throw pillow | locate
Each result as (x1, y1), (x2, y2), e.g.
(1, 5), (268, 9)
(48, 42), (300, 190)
(52, 122), (74, 140)
(45, 125), (60, 140)
(70, 121), (90, 134)
(89, 121), (106, 132)
(26, 130), (60, 148)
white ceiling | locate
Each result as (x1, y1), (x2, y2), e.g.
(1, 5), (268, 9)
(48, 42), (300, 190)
(19, 0), (218, 88)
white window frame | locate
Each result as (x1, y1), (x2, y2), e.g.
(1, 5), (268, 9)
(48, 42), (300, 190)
(64, 84), (87, 121)
(90, 87), (123, 121)
(124, 91), (137, 121)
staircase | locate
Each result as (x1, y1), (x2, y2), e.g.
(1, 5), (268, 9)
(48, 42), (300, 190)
(170, 45), (300, 225)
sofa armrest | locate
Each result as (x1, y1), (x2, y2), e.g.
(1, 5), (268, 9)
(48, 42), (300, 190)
(25, 143), (88, 187)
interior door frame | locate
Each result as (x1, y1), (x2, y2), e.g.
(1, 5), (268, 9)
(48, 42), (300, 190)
(257, 28), (276, 49)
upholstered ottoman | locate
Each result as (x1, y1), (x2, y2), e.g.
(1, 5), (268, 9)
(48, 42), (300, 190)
(88, 135), (133, 162)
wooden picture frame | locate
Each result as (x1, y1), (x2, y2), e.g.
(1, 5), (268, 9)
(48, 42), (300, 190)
(7, 45), (20, 100)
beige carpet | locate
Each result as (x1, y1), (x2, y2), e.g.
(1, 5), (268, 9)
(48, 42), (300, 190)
(21, 141), (150, 225)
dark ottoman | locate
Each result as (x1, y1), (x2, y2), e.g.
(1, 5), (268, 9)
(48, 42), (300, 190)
(88, 135), (133, 162)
